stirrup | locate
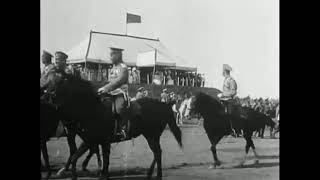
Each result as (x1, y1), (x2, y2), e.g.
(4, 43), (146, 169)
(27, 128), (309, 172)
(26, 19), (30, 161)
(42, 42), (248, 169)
(230, 129), (237, 138)
(119, 129), (127, 140)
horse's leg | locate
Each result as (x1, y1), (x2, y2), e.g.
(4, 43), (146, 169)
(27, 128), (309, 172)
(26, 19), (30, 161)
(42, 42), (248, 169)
(145, 136), (162, 179)
(57, 129), (77, 176)
(95, 145), (102, 171)
(238, 131), (259, 166)
(208, 134), (224, 169)
(71, 142), (90, 180)
(259, 126), (265, 138)
(82, 146), (95, 171)
(262, 126), (265, 138)
(270, 126), (274, 138)
(100, 142), (111, 180)
(40, 141), (51, 180)
(247, 134), (259, 165)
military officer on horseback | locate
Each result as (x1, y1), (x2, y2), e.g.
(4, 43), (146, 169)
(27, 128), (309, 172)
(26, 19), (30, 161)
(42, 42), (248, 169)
(54, 51), (75, 75)
(40, 50), (55, 90)
(98, 47), (129, 140)
(217, 64), (238, 136)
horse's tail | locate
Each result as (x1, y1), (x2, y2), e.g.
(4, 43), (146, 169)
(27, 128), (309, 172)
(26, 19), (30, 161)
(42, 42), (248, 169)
(167, 107), (183, 148)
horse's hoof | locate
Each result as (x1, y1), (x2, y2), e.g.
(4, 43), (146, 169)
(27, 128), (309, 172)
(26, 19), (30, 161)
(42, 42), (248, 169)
(215, 160), (222, 166)
(45, 172), (51, 180)
(147, 174), (152, 179)
(99, 174), (109, 180)
(56, 167), (66, 176)
(235, 163), (244, 168)
(208, 163), (220, 169)
(82, 168), (89, 172)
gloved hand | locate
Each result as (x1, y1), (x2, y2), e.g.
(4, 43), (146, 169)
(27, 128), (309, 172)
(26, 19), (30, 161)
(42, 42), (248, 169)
(217, 93), (223, 98)
(98, 87), (107, 94)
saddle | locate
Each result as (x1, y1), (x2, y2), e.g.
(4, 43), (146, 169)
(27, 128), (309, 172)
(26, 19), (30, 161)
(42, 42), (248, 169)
(220, 98), (234, 114)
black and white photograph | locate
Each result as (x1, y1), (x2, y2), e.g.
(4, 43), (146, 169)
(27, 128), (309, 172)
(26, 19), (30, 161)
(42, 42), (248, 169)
(40, 0), (279, 179)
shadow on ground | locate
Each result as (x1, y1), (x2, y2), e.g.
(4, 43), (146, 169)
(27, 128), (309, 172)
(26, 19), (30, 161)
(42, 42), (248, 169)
(232, 162), (280, 169)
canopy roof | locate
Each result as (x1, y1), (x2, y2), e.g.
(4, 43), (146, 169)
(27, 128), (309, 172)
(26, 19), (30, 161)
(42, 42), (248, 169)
(67, 31), (196, 71)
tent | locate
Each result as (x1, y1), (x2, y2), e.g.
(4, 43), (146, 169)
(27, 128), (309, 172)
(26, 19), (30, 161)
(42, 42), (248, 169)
(136, 50), (176, 67)
(67, 31), (176, 67)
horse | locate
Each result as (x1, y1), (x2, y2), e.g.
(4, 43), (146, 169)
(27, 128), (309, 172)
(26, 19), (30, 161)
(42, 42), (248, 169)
(189, 92), (276, 168)
(40, 100), (61, 180)
(40, 90), (101, 179)
(50, 74), (182, 180)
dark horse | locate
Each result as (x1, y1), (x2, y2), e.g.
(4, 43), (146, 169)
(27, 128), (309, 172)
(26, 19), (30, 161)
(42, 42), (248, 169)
(51, 74), (182, 180)
(40, 99), (60, 180)
(40, 89), (101, 180)
(189, 92), (276, 168)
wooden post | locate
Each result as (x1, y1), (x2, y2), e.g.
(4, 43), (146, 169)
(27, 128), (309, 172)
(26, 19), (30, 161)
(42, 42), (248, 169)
(85, 30), (93, 79)
(152, 49), (157, 84)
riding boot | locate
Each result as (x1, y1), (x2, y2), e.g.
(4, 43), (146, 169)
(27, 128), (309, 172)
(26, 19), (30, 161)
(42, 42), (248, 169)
(119, 109), (129, 140)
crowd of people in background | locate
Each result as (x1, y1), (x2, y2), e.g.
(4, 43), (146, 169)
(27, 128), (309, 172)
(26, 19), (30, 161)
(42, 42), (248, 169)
(70, 64), (205, 87)
(235, 96), (279, 119)
(152, 70), (205, 87)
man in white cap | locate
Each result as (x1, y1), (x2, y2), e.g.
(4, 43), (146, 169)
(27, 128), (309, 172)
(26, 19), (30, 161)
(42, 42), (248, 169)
(98, 47), (129, 140)
(160, 88), (169, 103)
(217, 64), (238, 137)
(217, 64), (237, 99)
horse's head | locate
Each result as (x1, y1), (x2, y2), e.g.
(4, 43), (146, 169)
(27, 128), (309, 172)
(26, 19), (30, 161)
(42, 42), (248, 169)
(189, 92), (224, 117)
(45, 72), (72, 104)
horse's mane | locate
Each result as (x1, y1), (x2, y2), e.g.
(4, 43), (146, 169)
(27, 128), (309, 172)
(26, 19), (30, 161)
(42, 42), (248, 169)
(55, 74), (99, 107)
(194, 92), (224, 115)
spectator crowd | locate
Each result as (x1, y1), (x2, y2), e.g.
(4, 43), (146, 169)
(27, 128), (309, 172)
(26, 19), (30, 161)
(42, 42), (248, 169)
(234, 96), (279, 118)
(72, 63), (206, 87)
(151, 70), (205, 87)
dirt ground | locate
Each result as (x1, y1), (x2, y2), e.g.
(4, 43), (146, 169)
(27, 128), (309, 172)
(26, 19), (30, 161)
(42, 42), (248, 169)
(42, 125), (279, 180)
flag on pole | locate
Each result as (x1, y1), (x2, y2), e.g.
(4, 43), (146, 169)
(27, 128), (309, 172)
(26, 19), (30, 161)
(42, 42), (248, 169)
(126, 13), (141, 24)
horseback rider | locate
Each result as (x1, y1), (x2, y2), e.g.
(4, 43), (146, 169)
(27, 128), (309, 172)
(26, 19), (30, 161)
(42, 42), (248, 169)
(136, 87), (145, 99)
(40, 50), (55, 91)
(97, 47), (129, 140)
(41, 51), (79, 104)
(131, 87), (145, 101)
(217, 64), (238, 136)
(54, 51), (80, 77)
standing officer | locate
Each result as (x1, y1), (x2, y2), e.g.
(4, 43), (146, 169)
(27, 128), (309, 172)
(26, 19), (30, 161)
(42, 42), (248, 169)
(160, 89), (169, 103)
(97, 47), (129, 140)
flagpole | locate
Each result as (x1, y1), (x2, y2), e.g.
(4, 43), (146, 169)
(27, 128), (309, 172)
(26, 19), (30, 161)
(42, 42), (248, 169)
(125, 12), (127, 35)
(125, 22), (128, 35)
(152, 49), (157, 84)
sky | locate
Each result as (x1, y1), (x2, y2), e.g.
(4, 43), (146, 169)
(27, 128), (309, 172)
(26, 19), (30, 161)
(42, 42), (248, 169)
(41, 0), (279, 98)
